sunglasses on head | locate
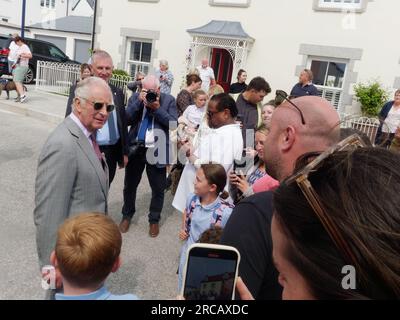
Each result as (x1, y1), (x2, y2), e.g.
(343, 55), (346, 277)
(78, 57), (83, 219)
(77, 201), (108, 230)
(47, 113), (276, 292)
(275, 90), (306, 125)
(283, 134), (367, 272)
(79, 97), (115, 113)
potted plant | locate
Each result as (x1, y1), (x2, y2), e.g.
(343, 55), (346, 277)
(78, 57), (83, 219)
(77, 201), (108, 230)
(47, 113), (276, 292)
(353, 80), (390, 117)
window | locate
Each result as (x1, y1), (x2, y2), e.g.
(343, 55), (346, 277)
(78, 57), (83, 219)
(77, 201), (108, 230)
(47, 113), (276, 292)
(209, 0), (251, 7)
(49, 45), (66, 60)
(128, 0), (159, 2)
(309, 58), (347, 109)
(314, 0), (366, 12)
(30, 42), (50, 57)
(126, 40), (152, 78)
(41, 0), (56, 9)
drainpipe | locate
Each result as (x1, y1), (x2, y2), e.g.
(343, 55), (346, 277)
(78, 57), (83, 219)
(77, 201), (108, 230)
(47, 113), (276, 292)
(66, 0), (70, 17)
(91, 0), (97, 51)
(21, 0), (26, 38)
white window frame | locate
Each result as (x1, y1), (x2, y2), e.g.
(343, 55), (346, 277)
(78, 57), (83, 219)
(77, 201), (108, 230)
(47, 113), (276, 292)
(126, 39), (153, 78)
(307, 56), (348, 110)
(41, 0), (56, 9)
(319, 0), (362, 9)
(128, 0), (159, 2)
(209, 0), (251, 8)
(313, 0), (368, 13)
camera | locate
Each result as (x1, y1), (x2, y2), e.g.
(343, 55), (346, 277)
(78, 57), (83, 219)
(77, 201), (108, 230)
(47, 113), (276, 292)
(128, 141), (146, 160)
(146, 90), (158, 104)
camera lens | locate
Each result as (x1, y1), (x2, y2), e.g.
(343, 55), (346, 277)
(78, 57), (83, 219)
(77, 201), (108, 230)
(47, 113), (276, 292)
(146, 91), (157, 104)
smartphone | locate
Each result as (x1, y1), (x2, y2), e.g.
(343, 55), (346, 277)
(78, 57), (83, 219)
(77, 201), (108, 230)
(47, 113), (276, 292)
(233, 152), (251, 176)
(181, 243), (241, 300)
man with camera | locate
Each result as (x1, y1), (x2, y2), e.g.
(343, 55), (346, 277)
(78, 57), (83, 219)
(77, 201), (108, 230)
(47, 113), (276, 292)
(120, 75), (177, 237)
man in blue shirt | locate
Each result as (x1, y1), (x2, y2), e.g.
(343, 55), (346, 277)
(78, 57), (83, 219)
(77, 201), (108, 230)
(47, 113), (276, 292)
(290, 69), (319, 98)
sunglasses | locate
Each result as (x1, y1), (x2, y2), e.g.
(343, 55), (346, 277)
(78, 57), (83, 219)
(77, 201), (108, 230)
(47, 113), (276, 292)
(283, 134), (367, 270)
(275, 90), (306, 125)
(78, 97), (115, 113)
(207, 109), (224, 118)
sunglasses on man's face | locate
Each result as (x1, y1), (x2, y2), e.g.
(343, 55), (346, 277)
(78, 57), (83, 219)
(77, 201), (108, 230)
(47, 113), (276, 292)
(79, 97), (115, 113)
(207, 109), (224, 118)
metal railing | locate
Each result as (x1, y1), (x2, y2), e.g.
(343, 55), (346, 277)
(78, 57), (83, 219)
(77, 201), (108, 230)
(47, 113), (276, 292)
(35, 61), (133, 101)
(35, 61), (80, 95)
(340, 114), (381, 144)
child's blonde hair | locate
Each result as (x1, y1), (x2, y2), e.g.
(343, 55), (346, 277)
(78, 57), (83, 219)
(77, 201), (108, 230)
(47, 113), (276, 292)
(208, 84), (225, 98)
(193, 89), (207, 101)
(55, 213), (122, 287)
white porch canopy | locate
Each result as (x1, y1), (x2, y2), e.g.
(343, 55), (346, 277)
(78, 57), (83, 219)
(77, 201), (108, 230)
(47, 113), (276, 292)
(186, 20), (254, 78)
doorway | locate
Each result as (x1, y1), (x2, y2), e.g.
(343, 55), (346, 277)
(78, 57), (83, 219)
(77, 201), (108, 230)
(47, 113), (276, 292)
(211, 48), (233, 93)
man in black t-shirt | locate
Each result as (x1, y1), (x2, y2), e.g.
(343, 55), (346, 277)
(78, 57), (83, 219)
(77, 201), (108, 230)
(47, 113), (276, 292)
(220, 96), (341, 299)
(235, 77), (271, 146)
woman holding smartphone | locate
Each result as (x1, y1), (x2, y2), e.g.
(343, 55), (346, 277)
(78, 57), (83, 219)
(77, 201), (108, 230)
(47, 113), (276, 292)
(229, 125), (278, 203)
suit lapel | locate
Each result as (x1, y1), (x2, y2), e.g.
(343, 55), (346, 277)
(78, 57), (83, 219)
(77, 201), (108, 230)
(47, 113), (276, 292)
(65, 117), (109, 198)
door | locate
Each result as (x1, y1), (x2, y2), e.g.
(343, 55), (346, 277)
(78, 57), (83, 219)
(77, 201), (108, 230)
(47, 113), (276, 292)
(211, 48), (233, 93)
(74, 39), (91, 63)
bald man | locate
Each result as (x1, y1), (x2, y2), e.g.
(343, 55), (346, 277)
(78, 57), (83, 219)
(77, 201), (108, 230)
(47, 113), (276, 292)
(196, 58), (216, 92)
(220, 96), (340, 300)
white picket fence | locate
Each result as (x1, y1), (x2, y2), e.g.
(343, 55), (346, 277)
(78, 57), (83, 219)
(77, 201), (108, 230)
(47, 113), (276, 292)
(339, 114), (381, 144)
(35, 61), (133, 100)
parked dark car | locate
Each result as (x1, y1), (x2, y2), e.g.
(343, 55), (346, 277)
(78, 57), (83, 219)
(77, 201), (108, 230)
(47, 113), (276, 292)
(0, 35), (79, 84)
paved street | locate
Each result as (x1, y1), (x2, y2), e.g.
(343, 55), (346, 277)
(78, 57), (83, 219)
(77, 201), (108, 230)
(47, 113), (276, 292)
(0, 107), (181, 300)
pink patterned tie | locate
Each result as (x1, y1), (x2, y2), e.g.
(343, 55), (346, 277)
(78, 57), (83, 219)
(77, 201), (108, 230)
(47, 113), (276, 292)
(90, 133), (104, 169)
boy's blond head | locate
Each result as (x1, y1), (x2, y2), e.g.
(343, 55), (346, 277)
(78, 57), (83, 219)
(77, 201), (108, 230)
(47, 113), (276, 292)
(55, 213), (122, 287)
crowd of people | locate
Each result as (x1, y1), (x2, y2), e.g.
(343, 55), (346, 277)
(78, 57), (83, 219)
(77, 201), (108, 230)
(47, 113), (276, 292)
(32, 47), (400, 300)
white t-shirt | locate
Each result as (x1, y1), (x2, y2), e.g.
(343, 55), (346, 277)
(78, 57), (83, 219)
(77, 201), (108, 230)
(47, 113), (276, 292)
(8, 41), (19, 62)
(14, 44), (31, 67)
(182, 104), (206, 128)
(383, 106), (400, 133)
(197, 66), (215, 92)
(172, 123), (243, 212)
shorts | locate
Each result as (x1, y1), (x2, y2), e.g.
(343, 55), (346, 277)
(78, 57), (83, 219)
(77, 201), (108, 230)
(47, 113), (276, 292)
(12, 66), (29, 82)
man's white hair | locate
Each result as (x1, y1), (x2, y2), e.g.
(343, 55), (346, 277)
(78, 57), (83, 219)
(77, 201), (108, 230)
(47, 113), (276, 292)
(142, 75), (160, 91)
(91, 49), (113, 65)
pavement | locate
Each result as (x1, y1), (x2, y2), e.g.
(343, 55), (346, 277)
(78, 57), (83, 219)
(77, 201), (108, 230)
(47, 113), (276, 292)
(0, 85), (65, 124)
(0, 86), (181, 300)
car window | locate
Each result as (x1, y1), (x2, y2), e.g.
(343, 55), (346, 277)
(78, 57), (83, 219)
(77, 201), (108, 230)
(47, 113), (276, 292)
(49, 45), (66, 60)
(31, 42), (50, 56)
(0, 37), (10, 49)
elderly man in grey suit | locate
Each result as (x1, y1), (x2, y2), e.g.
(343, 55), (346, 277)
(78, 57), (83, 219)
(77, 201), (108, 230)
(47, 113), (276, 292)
(34, 77), (113, 271)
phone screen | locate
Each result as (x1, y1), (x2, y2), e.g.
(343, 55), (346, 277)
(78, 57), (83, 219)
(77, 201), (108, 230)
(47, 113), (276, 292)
(183, 245), (239, 300)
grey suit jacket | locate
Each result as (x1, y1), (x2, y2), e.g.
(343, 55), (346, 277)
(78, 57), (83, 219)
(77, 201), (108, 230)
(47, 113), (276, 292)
(34, 117), (109, 268)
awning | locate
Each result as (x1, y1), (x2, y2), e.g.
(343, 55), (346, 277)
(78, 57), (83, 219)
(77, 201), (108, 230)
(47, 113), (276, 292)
(187, 20), (254, 41)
